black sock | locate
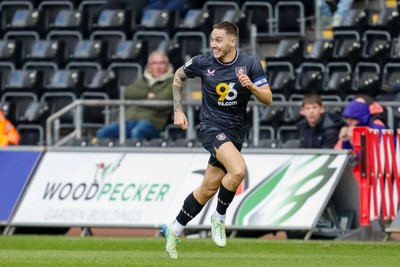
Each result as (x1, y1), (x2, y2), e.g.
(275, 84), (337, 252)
(216, 184), (236, 215)
(176, 192), (204, 226)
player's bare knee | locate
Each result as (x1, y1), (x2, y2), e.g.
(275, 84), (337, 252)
(229, 167), (246, 186)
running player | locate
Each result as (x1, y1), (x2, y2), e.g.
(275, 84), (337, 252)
(161, 21), (273, 259)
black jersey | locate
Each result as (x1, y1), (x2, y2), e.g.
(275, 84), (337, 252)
(183, 52), (268, 140)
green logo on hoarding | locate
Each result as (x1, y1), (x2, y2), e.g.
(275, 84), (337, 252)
(234, 155), (337, 226)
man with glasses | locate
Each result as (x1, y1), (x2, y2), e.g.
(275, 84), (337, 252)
(95, 51), (173, 140)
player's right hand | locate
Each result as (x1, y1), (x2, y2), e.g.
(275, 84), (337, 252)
(174, 110), (188, 130)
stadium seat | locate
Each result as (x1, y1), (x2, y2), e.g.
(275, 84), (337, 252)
(369, 8), (400, 37)
(265, 60), (295, 98)
(390, 38), (400, 59)
(91, 137), (118, 147)
(139, 9), (178, 34)
(38, 0), (74, 34)
(142, 138), (169, 147)
(25, 39), (64, 66)
(124, 138), (144, 148)
(295, 61), (325, 93)
(239, 1), (273, 39)
(276, 125), (300, 144)
(6, 9), (44, 37)
(273, 39), (304, 67)
(46, 30), (83, 67)
(132, 30), (170, 66)
(332, 30), (362, 64)
(78, 0), (107, 37)
(23, 61), (58, 93)
(255, 94), (286, 131)
(0, 62), (15, 91)
(22, 100), (49, 124)
(202, 1), (241, 32)
(274, 1), (306, 36)
(49, 9), (83, 32)
(177, 9), (208, 30)
(4, 69), (41, 94)
(92, 9), (135, 36)
(381, 62), (400, 94)
(351, 61), (381, 96)
(339, 9), (369, 30)
(254, 125), (276, 141)
(322, 61), (352, 99)
(170, 138), (197, 148)
(361, 30), (391, 64)
(109, 40), (143, 64)
(90, 30), (126, 66)
(108, 62), (142, 89)
(320, 95), (344, 115)
(282, 94), (303, 125)
(68, 39), (106, 66)
(0, 40), (20, 64)
(303, 39), (333, 62)
(279, 139), (301, 149)
(40, 91), (76, 127)
(169, 31), (207, 70)
(163, 124), (186, 141)
(0, 1), (34, 36)
(4, 30), (40, 67)
(255, 138), (280, 149)
(45, 68), (82, 97)
(80, 90), (110, 128)
(17, 123), (45, 145)
(64, 136), (90, 147)
(0, 91), (38, 125)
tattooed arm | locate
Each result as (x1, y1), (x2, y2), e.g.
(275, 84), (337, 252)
(173, 66), (189, 129)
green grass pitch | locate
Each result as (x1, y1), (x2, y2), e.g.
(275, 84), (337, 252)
(0, 235), (399, 266)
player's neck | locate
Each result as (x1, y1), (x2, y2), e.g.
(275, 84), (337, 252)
(216, 49), (238, 66)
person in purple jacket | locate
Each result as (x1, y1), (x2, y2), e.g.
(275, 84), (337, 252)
(336, 97), (387, 150)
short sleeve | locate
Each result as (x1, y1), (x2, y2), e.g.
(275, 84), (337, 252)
(183, 55), (201, 78)
(249, 57), (268, 86)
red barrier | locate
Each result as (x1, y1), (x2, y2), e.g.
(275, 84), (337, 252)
(352, 127), (400, 226)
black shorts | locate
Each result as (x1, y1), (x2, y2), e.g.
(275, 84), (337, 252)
(198, 124), (243, 172)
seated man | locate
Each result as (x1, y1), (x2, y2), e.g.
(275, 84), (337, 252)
(296, 93), (344, 148)
(96, 51), (173, 140)
(0, 107), (20, 146)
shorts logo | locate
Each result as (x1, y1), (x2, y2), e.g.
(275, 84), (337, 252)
(216, 133), (226, 141)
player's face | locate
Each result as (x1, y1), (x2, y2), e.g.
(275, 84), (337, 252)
(210, 28), (235, 61)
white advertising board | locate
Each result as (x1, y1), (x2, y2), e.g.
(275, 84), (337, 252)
(12, 151), (348, 230)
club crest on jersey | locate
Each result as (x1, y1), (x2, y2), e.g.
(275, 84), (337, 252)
(216, 133), (226, 141)
(184, 58), (193, 68)
(207, 69), (215, 76)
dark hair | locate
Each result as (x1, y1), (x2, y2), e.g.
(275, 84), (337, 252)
(213, 21), (239, 37)
(302, 93), (322, 107)
(354, 94), (374, 105)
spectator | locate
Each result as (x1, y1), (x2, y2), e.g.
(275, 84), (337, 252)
(0, 108), (20, 146)
(96, 51), (173, 140)
(320, 0), (354, 28)
(335, 95), (387, 150)
(296, 93), (344, 148)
